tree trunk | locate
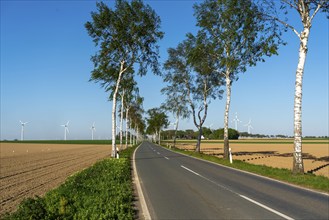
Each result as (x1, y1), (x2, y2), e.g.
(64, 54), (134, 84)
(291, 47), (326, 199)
(196, 127), (202, 153)
(125, 108), (129, 149)
(129, 120), (132, 146)
(120, 90), (125, 150)
(223, 73), (231, 159)
(293, 27), (309, 174)
(111, 62), (125, 158)
(158, 129), (161, 145)
(174, 115), (179, 147)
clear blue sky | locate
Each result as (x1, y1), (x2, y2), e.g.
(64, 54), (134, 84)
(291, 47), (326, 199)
(1, 0), (328, 140)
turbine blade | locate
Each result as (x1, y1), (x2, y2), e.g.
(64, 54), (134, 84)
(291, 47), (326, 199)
(66, 121), (70, 126)
(66, 127), (69, 134)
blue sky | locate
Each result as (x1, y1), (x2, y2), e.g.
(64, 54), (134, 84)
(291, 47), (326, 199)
(1, 0), (328, 140)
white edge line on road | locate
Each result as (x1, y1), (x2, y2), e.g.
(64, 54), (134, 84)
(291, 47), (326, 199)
(164, 156), (170, 160)
(157, 152), (160, 155)
(133, 144), (151, 220)
(239, 195), (294, 220)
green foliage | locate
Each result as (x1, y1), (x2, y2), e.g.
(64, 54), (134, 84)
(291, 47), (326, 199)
(85, 0), (164, 89)
(211, 128), (239, 139)
(5, 146), (138, 220)
(146, 108), (169, 135)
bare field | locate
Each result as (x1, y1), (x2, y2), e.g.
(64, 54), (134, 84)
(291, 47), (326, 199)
(0, 143), (112, 216)
(173, 140), (329, 178)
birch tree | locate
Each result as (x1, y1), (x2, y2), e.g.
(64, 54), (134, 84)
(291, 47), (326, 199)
(262, 0), (329, 174)
(161, 84), (190, 147)
(194, 0), (283, 158)
(85, 0), (163, 157)
(164, 32), (224, 152)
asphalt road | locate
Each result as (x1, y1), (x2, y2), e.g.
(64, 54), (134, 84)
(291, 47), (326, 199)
(134, 141), (329, 220)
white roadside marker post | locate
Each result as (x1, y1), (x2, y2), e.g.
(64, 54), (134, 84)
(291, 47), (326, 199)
(229, 148), (233, 164)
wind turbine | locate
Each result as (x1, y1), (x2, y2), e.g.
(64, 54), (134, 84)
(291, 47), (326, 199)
(19, 121), (29, 141)
(244, 119), (253, 134)
(61, 121), (69, 140)
(90, 122), (96, 140)
(232, 112), (242, 131)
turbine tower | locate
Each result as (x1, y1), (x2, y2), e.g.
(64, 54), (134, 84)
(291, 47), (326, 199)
(19, 121), (28, 141)
(244, 119), (253, 134)
(61, 121), (69, 140)
(91, 122), (96, 140)
(232, 112), (242, 131)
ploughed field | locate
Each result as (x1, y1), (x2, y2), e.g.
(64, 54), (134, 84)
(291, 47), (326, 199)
(0, 143), (111, 216)
(170, 139), (329, 178)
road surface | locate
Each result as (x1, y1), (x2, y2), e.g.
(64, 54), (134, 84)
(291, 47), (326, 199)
(134, 141), (329, 219)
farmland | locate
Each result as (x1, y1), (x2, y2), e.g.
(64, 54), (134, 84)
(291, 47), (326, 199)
(166, 139), (329, 178)
(0, 142), (112, 217)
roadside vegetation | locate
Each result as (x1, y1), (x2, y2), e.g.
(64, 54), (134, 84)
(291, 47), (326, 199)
(3, 145), (138, 220)
(165, 145), (329, 193)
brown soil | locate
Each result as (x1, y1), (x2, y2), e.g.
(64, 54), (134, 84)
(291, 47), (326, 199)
(0, 143), (112, 217)
(174, 141), (329, 178)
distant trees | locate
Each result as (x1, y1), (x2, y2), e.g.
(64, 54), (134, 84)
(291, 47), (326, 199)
(193, 0), (283, 159)
(146, 108), (169, 145)
(161, 128), (240, 140)
(85, 0), (163, 157)
(261, 0), (329, 174)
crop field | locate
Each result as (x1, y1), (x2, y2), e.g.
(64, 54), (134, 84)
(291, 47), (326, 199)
(168, 139), (329, 177)
(0, 142), (113, 217)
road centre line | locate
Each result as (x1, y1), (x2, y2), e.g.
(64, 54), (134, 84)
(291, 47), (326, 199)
(157, 152), (160, 155)
(181, 165), (201, 176)
(164, 156), (170, 160)
(180, 165), (294, 220)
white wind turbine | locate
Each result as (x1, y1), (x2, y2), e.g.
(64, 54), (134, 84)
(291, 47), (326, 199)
(90, 122), (96, 140)
(232, 112), (242, 131)
(244, 119), (253, 134)
(61, 121), (69, 140)
(19, 121), (29, 141)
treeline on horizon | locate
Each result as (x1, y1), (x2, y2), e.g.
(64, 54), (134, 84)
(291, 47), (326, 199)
(161, 128), (329, 140)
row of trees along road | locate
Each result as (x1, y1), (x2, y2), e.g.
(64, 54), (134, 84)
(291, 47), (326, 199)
(86, 0), (328, 175)
(161, 0), (328, 174)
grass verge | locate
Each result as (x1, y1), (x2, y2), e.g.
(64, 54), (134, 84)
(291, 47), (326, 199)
(167, 146), (329, 193)
(3, 145), (138, 220)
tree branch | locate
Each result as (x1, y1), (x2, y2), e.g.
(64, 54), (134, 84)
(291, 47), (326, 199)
(310, 3), (322, 23)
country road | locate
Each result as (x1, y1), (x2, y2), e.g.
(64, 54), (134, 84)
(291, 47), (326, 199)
(134, 141), (329, 219)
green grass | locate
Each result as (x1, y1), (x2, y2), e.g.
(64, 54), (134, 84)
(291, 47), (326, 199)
(3, 145), (139, 220)
(167, 146), (329, 193)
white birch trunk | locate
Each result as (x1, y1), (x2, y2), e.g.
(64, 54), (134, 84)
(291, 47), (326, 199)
(120, 90), (125, 150)
(293, 27), (310, 174)
(223, 73), (231, 159)
(125, 108), (129, 149)
(111, 62), (125, 158)
(130, 120), (132, 146)
(158, 129), (161, 145)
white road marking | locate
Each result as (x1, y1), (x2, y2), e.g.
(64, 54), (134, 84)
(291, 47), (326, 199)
(157, 152), (160, 155)
(164, 156), (170, 160)
(239, 195), (294, 220)
(180, 165), (294, 220)
(181, 165), (201, 176)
